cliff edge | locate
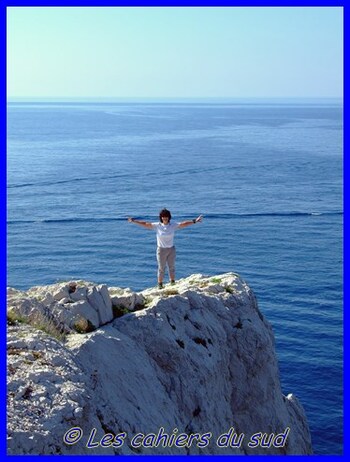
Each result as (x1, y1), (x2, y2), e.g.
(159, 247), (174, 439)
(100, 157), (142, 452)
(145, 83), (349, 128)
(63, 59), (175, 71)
(7, 273), (313, 455)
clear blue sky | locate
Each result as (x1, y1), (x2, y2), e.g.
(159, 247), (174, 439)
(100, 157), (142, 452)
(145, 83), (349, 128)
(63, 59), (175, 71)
(7, 6), (343, 99)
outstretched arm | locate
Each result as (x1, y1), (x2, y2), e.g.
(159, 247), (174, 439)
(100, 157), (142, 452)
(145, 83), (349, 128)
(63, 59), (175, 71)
(178, 215), (203, 229)
(127, 217), (153, 230)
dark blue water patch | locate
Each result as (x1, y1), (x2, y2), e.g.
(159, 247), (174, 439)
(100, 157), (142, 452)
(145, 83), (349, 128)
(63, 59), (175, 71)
(8, 165), (250, 189)
(7, 210), (343, 225)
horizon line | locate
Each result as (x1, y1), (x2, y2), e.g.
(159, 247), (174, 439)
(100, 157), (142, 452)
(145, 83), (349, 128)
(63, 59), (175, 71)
(7, 96), (343, 102)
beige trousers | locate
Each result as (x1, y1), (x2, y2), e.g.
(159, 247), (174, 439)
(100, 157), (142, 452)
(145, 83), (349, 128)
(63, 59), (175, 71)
(156, 246), (176, 280)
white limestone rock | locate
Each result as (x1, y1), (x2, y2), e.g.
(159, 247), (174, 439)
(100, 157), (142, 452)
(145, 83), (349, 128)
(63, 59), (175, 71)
(7, 324), (113, 455)
(7, 280), (114, 333)
(54, 300), (100, 331)
(7, 273), (313, 455)
(86, 286), (111, 325)
(108, 286), (145, 312)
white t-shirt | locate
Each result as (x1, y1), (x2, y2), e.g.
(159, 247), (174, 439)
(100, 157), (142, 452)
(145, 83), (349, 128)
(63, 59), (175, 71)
(152, 222), (180, 248)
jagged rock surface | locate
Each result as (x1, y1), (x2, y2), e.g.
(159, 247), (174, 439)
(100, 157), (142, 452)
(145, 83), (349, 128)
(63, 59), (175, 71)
(7, 273), (313, 455)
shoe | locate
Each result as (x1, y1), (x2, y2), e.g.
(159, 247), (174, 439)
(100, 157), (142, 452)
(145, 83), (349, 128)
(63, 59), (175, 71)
(158, 283), (164, 289)
(170, 280), (175, 285)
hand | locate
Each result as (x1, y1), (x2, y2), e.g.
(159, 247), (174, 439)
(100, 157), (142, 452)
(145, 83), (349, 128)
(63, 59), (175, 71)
(195, 215), (203, 223)
(127, 217), (134, 223)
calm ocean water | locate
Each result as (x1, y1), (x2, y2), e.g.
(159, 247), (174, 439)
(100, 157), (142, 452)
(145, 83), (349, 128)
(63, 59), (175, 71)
(7, 100), (343, 454)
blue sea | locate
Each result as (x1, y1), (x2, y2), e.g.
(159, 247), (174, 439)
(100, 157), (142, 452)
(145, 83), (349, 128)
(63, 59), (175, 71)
(7, 100), (343, 455)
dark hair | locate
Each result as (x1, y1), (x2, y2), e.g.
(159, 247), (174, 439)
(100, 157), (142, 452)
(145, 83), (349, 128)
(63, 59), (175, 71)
(159, 208), (171, 223)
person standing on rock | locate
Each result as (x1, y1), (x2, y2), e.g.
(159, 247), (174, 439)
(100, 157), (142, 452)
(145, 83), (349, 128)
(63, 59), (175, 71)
(128, 208), (203, 289)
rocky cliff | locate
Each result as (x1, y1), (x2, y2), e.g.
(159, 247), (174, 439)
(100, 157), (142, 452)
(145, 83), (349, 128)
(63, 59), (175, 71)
(7, 273), (313, 455)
